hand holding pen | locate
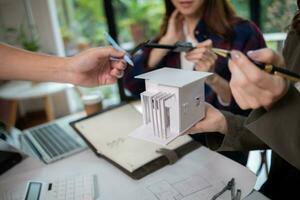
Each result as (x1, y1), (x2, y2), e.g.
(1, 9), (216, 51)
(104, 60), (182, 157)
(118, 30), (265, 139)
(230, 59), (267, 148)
(134, 40), (300, 82)
(104, 32), (134, 67)
(69, 46), (126, 86)
(228, 49), (288, 110)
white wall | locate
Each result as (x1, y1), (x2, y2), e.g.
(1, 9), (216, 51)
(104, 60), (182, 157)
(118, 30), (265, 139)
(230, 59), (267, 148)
(0, 0), (70, 118)
(31, 0), (65, 56)
(0, 0), (24, 45)
(0, 0), (64, 55)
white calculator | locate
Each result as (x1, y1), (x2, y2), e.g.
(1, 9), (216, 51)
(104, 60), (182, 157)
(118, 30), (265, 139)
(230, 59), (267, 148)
(23, 174), (99, 200)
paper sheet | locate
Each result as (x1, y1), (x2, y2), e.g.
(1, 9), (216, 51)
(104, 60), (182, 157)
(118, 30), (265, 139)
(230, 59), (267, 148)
(0, 147), (259, 200)
(130, 124), (179, 145)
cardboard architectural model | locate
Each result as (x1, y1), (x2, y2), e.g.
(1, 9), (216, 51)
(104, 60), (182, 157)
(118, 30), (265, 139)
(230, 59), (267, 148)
(130, 67), (212, 145)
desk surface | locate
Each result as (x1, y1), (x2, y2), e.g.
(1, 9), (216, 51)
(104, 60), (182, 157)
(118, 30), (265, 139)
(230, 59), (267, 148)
(0, 146), (269, 200)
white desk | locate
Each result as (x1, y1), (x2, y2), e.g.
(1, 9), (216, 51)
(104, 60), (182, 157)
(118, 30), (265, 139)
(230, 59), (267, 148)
(0, 81), (72, 127)
(0, 146), (269, 200)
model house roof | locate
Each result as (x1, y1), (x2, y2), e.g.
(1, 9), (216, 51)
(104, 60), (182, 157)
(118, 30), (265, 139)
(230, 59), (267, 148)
(135, 67), (212, 87)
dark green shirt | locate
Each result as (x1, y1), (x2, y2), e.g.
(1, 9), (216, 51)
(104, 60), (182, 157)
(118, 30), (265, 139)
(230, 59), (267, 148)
(204, 29), (300, 199)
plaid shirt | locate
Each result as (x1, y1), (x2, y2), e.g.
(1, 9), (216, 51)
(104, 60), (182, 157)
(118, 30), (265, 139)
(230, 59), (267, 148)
(123, 19), (266, 116)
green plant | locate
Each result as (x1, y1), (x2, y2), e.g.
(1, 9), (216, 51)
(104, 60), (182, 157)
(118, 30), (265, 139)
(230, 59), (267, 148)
(60, 26), (74, 44)
(262, 0), (297, 33)
(115, 0), (164, 42)
(73, 0), (106, 46)
(18, 24), (39, 52)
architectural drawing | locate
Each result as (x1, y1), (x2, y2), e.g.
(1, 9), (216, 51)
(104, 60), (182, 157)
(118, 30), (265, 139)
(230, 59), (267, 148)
(145, 173), (231, 200)
(130, 67), (212, 145)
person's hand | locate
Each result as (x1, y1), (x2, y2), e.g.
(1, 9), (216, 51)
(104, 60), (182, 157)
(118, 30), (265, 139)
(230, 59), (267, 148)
(161, 10), (184, 44)
(228, 50), (288, 110)
(184, 103), (228, 135)
(185, 39), (217, 72)
(148, 10), (184, 68)
(247, 48), (286, 67)
(67, 46), (126, 87)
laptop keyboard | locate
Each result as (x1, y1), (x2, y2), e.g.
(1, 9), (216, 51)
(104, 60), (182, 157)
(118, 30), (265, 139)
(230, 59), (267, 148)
(24, 123), (83, 162)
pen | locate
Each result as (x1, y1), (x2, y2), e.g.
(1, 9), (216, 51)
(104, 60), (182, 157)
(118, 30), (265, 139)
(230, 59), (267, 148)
(130, 40), (195, 54)
(212, 48), (300, 82)
(104, 32), (134, 66)
(131, 39), (300, 82)
(235, 189), (241, 200)
(211, 178), (235, 200)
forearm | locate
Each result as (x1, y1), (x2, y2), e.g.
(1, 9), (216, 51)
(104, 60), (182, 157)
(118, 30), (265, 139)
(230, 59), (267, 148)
(245, 85), (300, 170)
(206, 74), (232, 104)
(205, 111), (268, 151)
(0, 43), (71, 83)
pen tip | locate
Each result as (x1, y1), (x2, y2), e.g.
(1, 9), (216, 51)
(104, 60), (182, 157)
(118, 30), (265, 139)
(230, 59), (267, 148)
(227, 52), (231, 59)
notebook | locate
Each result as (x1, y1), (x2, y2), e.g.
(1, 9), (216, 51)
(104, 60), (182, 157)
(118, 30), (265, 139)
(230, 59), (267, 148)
(71, 103), (200, 179)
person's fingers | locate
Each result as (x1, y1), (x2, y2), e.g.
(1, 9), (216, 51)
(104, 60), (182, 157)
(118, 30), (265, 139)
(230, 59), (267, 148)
(169, 10), (179, 22)
(228, 59), (254, 109)
(186, 49), (214, 63)
(175, 17), (184, 31)
(98, 73), (117, 85)
(185, 48), (205, 60)
(189, 51), (216, 72)
(108, 46), (125, 58)
(231, 82), (276, 109)
(177, 13), (184, 22)
(195, 58), (214, 71)
(229, 55), (288, 109)
(203, 51), (217, 65)
(196, 39), (213, 48)
(184, 103), (228, 135)
(116, 70), (124, 78)
(230, 50), (275, 89)
(247, 48), (275, 64)
(110, 68), (124, 78)
(230, 87), (249, 109)
(207, 49), (218, 61)
(229, 58), (275, 109)
(186, 47), (216, 61)
(111, 59), (127, 70)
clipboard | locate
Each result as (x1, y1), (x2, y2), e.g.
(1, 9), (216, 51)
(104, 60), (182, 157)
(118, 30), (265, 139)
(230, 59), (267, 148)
(70, 103), (200, 180)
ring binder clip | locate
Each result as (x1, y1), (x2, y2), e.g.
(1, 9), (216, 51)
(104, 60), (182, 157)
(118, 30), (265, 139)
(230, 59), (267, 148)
(156, 148), (179, 165)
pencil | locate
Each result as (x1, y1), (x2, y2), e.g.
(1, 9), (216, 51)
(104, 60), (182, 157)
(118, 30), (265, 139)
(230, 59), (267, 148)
(212, 48), (300, 82)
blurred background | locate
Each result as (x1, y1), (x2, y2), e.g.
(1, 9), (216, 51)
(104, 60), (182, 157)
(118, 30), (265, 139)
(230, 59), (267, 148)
(0, 0), (297, 127)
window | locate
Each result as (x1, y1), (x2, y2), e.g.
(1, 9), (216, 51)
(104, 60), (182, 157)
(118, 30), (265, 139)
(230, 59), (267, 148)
(231, 0), (250, 20)
(55, 0), (121, 109)
(112, 0), (164, 50)
(261, 0), (297, 33)
(55, 0), (108, 55)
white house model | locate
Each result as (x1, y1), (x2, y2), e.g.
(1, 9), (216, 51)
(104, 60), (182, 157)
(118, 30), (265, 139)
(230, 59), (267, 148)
(130, 67), (212, 145)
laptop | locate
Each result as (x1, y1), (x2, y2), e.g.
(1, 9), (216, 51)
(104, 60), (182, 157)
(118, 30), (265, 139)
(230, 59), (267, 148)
(20, 113), (87, 164)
